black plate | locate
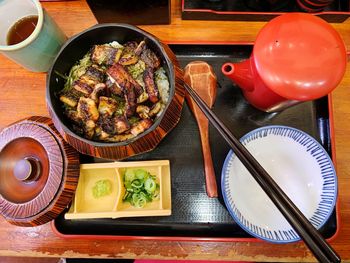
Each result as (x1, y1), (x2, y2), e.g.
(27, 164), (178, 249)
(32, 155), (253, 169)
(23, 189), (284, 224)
(182, 0), (350, 23)
(53, 44), (337, 240)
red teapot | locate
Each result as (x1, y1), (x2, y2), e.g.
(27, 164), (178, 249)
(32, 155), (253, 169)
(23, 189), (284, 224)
(222, 13), (347, 112)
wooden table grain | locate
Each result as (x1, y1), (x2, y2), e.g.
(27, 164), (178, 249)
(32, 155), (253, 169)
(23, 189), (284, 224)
(0, 0), (350, 262)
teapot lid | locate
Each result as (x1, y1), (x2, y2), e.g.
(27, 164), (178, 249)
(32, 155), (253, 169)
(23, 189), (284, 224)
(253, 13), (347, 101)
(0, 116), (80, 226)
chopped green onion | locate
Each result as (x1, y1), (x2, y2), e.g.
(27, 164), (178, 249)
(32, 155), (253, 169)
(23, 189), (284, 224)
(122, 168), (159, 208)
(144, 178), (156, 193)
(131, 179), (143, 188)
(124, 169), (135, 182)
(133, 187), (141, 193)
(135, 169), (149, 180)
(122, 191), (132, 202)
(140, 191), (152, 202)
(132, 193), (147, 208)
(153, 185), (160, 200)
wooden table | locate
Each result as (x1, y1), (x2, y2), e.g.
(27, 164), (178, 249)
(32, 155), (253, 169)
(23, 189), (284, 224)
(1, 0), (350, 262)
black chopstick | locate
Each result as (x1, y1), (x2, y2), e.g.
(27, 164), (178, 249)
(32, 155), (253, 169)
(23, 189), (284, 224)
(184, 82), (340, 263)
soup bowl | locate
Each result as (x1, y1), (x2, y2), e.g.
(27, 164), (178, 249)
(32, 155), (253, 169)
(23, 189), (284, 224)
(221, 125), (337, 243)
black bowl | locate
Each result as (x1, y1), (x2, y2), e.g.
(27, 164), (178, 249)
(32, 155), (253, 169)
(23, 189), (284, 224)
(46, 23), (185, 160)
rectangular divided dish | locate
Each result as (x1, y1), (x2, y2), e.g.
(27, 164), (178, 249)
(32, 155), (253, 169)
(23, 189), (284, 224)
(52, 44), (339, 241)
(65, 160), (171, 220)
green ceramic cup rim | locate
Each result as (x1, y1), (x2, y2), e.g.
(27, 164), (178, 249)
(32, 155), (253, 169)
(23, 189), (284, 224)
(0, 0), (44, 51)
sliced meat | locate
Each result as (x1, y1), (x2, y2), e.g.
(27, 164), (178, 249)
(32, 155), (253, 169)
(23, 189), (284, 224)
(119, 52), (138, 66)
(136, 105), (150, 119)
(107, 64), (130, 91)
(107, 62), (143, 96)
(73, 80), (94, 95)
(73, 66), (104, 95)
(91, 45), (122, 65)
(76, 97), (99, 139)
(136, 91), (149, 104)
(98, 115), (130, 135)
(134, 40), (146, 56)
(123, 83), (136, 117)
(149, 102), (162, 117)
(77, 97), (99, 123)
(60, 87), (85, 107)
(91, 45), (113, 64)
(94, 126), (110, 141)
(60, 93), (79, 108)
(85, 65), (104, 81)
(130, 119), (153, 136)
(130, 77), (144, 97)
(106, 49), (122, 66)
(114, 116), (131, 134)
(98, 96), (117, 116)
(83, 122), (95, 139)
(107, 64), (138, 117)
(140, 49), (161, 69)
(97, 115), (114, 135)
(90, 83), (107, 103)
(143, 68), (159, 103)
(119, 41), (139, 66)
(123, 41), (138, 50)
(106, 76), (123, 96)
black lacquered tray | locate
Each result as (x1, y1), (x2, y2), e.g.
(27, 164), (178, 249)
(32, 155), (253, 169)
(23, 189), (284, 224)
(52, 44), (338, 241)
(181, 0), (350, 23)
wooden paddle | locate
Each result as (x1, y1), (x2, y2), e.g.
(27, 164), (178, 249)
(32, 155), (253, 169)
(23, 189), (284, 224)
(184, 61), (218, 198)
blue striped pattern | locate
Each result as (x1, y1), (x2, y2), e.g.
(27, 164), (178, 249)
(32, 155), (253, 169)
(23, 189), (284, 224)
(221, 125), (337, 243)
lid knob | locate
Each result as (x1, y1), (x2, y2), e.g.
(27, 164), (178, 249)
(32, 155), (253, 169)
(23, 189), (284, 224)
(13, 157), (41, 183)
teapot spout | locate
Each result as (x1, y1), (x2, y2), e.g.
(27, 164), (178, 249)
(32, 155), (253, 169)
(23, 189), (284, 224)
(222, 59), (254, 92)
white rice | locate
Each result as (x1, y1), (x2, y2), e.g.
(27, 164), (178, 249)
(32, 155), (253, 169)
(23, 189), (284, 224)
(155, 67), (170, 104)
(109, 41), (123, 49)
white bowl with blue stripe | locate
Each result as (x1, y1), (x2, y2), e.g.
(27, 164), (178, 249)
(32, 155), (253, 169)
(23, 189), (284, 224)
(221, 125), (337, 243)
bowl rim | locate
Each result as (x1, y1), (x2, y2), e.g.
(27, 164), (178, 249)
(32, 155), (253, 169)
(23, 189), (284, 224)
(221, 124), (338, 243)
(46, 23), (176, 147)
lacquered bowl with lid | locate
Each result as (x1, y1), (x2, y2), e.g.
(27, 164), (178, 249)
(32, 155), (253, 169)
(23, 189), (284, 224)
(0, 116), (80, 226)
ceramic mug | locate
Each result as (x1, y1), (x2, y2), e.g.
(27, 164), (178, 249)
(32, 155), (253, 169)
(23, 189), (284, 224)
(0, 0), (67, 72)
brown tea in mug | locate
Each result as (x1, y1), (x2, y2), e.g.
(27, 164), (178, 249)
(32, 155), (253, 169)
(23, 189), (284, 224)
(7, 15), (38, 46)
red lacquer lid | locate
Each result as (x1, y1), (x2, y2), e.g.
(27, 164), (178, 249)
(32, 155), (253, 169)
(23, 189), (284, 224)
(0, 116), (80, 227)
(253, 13), (347, 101)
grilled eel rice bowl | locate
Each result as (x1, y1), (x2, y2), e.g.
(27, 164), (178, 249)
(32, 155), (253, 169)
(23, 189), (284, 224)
(58, 40), (170, 143)
(46, 24), (184, 159)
